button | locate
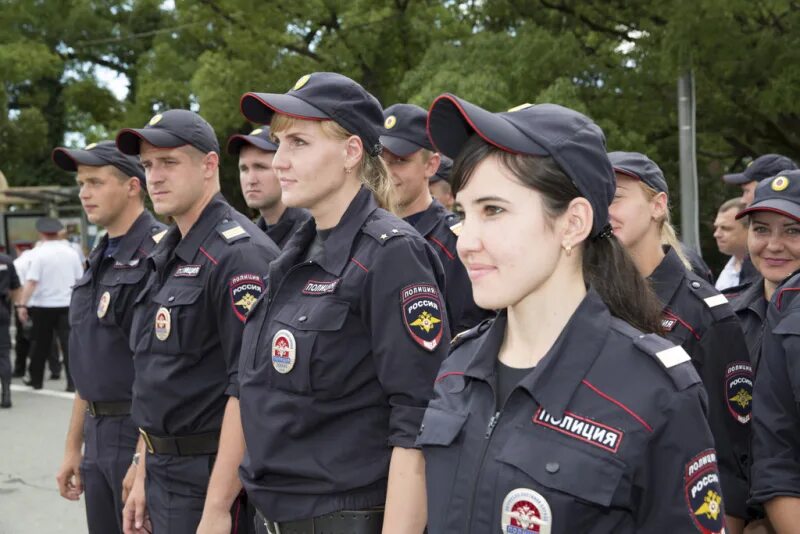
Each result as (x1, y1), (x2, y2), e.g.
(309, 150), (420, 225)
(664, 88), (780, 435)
(168, 296), (175, 302)
(691, 281), (701, 289)
(298, 316), (307, 323)
(418, 424), (425, 435)
(545, 462), (560, 474)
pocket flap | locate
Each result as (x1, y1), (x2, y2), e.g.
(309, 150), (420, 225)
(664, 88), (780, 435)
(773, 315), (800, 336)
(102, 267), (147, 286)
(416, 408), (468, 447)
(152, 285), (203, 307)
(273, 299), (349, 331)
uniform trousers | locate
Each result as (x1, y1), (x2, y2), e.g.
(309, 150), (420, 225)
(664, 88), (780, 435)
(27, 306), (70, 388)
(81, 414), (138, 533)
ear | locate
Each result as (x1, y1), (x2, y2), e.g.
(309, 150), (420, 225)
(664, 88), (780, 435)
(560, 197), (593, 248)
(203, 151), (220, 179)
(650, 191), (668, 222)
(128, 177), (142, 199)
(343, 135), (364, 172)
(423, 152), (442, 179)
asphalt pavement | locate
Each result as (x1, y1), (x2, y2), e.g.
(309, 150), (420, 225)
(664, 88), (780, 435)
(0, 375), (88, 534)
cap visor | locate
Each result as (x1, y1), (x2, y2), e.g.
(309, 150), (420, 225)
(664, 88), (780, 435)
(51, 148), (107, 172)
(736, 199), (800, 222)
(116, 128), (186, 155)
(240, 92), (328, 124)
(380, 136), (425, 158)
(722, 172), (751, 185)
(226, 134), (278, 156)
(427, 94), (547, 160)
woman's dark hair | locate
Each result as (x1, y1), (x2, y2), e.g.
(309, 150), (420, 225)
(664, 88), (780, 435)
(451, 135), (663, 334)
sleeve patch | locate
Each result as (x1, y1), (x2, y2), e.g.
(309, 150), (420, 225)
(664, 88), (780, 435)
(684, 450), (725, 534)
(401, 284), (444, 351)
(725, 361), (753, 424)
(230, 273), (265, 322)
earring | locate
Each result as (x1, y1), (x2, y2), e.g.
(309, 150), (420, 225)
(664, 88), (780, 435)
(345, 167), (352, 174)
(563, 243), (572, 256)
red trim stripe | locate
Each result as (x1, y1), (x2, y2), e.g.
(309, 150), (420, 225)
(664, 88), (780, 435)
(777, 287), (800, 311)
(435, 371), (465, 383)
(199, 246), (218, 265)
(663, 309), (700, 340)
(429, 236), (455, 260)
(350, 257), (369, 272)
(581, 379), (653, 433)
(232, 494), (241, 534)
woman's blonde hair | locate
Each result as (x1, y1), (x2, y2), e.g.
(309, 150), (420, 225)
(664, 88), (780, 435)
(270, 114), (395, 211)
(639, 182), (693, 271)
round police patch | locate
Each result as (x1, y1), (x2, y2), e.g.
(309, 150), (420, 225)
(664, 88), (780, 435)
(293, 74), (311, 91)
(271, 329), (296, 374)
(684, 450), (725, 534)
(250, 128), (263, 136)
(725, 361), (753, 424)
(401, 284), (444, 351)
(384, 115), (397, 129)
(148, 113), (163, 126)
(154, 306), (171, 341)
(97, 291), (111, 319)
(85, 142), (97, 150)
(230, 273), (265, 322)
(501, 488), (552, 534)
(772, 175), (790, 191)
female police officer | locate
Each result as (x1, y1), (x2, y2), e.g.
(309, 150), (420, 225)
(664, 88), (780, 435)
(232, 73), (450, 534)
(419, 96), (723, 533)
(607, 152), (752, 530)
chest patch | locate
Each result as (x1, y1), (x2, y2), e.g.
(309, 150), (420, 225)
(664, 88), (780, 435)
(230, 273), (265, 322)
(501, 488), (552, 534)
(302, 278), (340, 296)
(684, 450), (725, 534)
(174, 264), (202, 277)
(661, 312), (678, 332)
(725, 361), (753, 424)
(533, 407), (623, 454)
(401, 283), (444, 352)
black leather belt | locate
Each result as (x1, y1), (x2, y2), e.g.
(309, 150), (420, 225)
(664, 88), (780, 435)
(255, 508), (384, 534)
(138, 428), (219, 456)
(86, 400), (131, 417)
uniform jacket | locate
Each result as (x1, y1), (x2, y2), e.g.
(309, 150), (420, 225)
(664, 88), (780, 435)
(256, 207), (311, 250)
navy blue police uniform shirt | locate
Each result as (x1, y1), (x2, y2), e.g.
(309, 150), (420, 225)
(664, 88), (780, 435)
(238, 187), (451, 521)
(256, 206), (311, 250)
(730, 277), (767, 370)
(649, 246), (752, 518)
(0, 253), (20, 342)
(751, 271), (800, 505)
(130, 195), (280, 436)
(70, 211), (165, 402)
(419, 290), (725, 533)
(406, 199), (493, 334)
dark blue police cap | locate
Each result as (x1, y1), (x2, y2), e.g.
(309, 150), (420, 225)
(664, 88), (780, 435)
(380, 103), (434, 157)
(427, 95), (615, 236)
(116, 109), (220, 156)
(240, 72), (384, 157)
(608, 151), (668, 194)
(430, 156), (453, 184)
(723, 154), (798, 185)
(36, 217), (63, 234)
(736, 170), (800, 222)
(52, 141), (147, 190)
(226, 126), (278, 156)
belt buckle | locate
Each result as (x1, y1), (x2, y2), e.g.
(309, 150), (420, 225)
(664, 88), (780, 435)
(139, 428), (155, 454)
(86, 401), (97, 417)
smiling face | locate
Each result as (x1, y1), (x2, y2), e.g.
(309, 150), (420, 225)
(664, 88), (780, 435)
(76, 164), (138, 227)
(238, 145), (282, 212)
(384, 149), (440, 210)
(748, 210), (800, 285)
(140, 142), (212, 218)
(608, 173), (666, 252)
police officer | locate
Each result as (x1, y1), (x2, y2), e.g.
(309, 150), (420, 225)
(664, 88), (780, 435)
(607, 151), (751, 530)
(0, 250), (20, 407)
(233, 72), (450, 533)
(227, 126), (311, 248)
(380, 103), (492, 333)
(420, 96), (722, 533)
(115, 110), (280, 534)
(750, 171), (800, 530)
(429, 156), (454, 211)
(50, 140), (165, 533)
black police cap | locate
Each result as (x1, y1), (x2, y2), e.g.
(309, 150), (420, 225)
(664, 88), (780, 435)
(736, 170), (800, 222)
(36, 217), (63, 234)
(116, 109), (220, 156)
(608, 151), (668, 194)
(226, 126), (279, 156)
(52, 141), (147, 190)
(427, 95), (615, 236)
(723, 154), (798, 185)
(240, 72), (384, 157)
(380, 103), (434, 157)
(430, 156), (453, 184)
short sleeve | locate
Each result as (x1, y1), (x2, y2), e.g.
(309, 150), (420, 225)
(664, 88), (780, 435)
(25, 252), (41, 283)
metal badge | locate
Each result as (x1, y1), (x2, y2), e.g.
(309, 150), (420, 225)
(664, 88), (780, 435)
(501, 488), (552, 534)
(97, 291), (111, 318)
(271, 329), (296, 374)
(154, 306), (171, 341)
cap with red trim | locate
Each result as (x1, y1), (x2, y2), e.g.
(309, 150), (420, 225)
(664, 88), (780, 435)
(608, 151), (668, 194)
(736, 170), (800, 222)
(226, 126), (278, 156)
(116, 109), (220, 156)
(427, 95), (614, 236)
(723, 154), (798, 185)
(52, 140), (146, 189)
(240, 72), (384, 157)
(380, 103), (434, 157)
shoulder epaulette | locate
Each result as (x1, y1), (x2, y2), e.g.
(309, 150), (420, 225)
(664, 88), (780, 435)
(686, 277), (734, 321)
(217, 219), (250, 244)
(449, 221), (462, 237)
(632, 332), (700, 391)
(151, 229), (168, 244)
(362, 217), (405, 245)
(450, 317), (494, 351)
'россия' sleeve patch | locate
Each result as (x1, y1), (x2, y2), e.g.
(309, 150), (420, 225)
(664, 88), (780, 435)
(684, 449), (725, 534)
(725, 361), (753, 424)
(401, 283), (444, 351)
(230, 273), (265, 322)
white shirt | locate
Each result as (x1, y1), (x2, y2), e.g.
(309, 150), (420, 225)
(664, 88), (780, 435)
(715, 256), (741, 291)
(25, 240), (83, 307)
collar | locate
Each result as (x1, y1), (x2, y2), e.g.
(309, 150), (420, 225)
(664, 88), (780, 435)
(649, 246), (686, 305)
(264, 208), (308, 245)
(109, 210), (159, 263)
(463, 289), (611, 418)
(173, 194), (231, 263)
(732, 276), (767, 317)
(314, 187), (379, 275)
(411, 199), (448, 238)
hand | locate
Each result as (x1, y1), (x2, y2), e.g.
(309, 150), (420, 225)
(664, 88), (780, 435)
(122, 475), (150, 534)
(55, 451), (83, 500)
(16, 306), (28, 324)
(121, 463), (137, 504)
(196, 507), (232, 534)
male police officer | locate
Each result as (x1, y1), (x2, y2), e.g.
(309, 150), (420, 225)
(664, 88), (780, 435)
(51, 141), (165, 533)
(0, 251), (20, 407)
(227, 126), (310, 248)
(380, 103), (491, 333)
(116, 110), (280, 534)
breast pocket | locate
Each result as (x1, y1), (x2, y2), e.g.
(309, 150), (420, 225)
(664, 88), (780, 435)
(69, 271), (93, 327)
(149, 285), (204, 357)
(773, 317), (800, 403)
(96, 268), (148, 327)
(266, 299), (349, 395)
(417, 407), (469, 513)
